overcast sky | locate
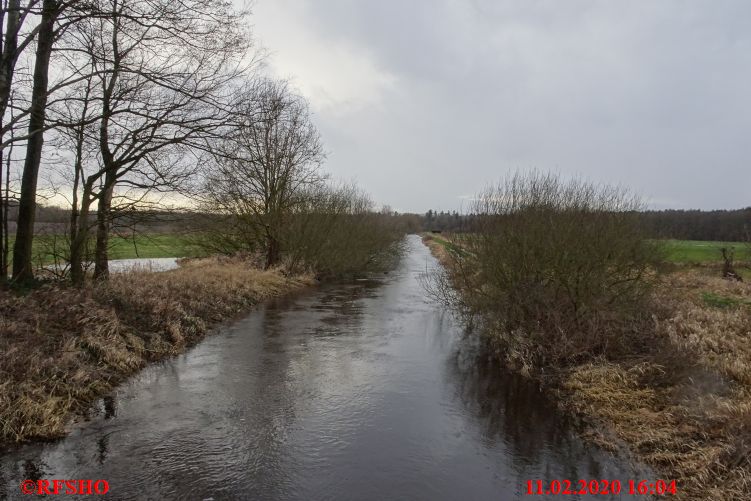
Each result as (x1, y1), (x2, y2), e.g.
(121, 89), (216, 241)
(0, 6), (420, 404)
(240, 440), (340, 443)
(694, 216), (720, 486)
(249, 0), (750, 213)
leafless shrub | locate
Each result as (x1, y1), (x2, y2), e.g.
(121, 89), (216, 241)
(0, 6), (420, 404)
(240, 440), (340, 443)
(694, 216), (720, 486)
(721, 247), (743, 281)
(438, 171), (663, 369)
(282, 183), (405, 278)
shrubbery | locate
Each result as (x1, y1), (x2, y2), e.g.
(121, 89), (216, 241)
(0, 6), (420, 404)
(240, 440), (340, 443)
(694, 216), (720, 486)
(196, 183), (405, 279)
(435, 172), (662, 370)
(282, 185), (404, 278)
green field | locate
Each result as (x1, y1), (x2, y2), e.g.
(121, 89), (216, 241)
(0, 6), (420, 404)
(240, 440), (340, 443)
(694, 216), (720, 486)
(6, 233), (206, 266)
(105, 234), (205, 260)
(659, 239), (751, 264)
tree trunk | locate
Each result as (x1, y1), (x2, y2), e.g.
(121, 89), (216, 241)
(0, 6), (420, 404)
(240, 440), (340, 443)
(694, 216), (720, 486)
(70, 233), (85, 284)
(93, 174), (115, 280)
(0, 0), (21, 122)
(70, 185), (93, 285)
(12, 0), (60, 282)
(265, 235), (280, 269)
(0, 145), (4, 280)
(0, 0), (23, 279)
(70, 203), (82, 284)
(69, 116), (88, 284)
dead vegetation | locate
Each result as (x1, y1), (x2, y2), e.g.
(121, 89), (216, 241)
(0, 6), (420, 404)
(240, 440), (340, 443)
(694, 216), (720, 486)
(563, 268), (751, 499)
(426, 231), (751, 500)
(0, 258), (313, 444)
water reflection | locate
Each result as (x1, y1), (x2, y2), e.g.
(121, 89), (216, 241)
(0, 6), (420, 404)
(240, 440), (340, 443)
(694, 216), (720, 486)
(447, 345), (640, 492)
(0, 236), (646, 500)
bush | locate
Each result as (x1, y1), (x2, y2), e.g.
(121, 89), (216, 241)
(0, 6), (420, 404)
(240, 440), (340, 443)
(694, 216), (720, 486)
(441, 171), (662, 370)
(282, 184), (404, 278)
(194, 183), (405, 279)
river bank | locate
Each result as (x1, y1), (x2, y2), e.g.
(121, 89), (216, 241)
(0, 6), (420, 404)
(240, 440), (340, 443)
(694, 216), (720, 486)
(0, 257), (314, 445)
(1, 235), (645, 500)
(423, 234), (751, 500)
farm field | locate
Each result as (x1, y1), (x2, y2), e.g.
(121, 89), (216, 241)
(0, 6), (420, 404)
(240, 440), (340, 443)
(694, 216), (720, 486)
(5, 233), (206, 266)
(105, 234), (205, 260)
(661, 239), (750, 263)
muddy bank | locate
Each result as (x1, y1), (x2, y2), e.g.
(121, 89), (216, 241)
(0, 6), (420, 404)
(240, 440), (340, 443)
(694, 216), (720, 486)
(0, 257), (313, 445)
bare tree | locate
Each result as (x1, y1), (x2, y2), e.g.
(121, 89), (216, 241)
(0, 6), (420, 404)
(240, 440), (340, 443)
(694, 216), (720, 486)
(205, 79), (325, 268)
(45, 0), (253, 283)
(6, 0), (106, 281)
(0, 1), (43, 133)
(1, 0), (41, 279)
(11, 0), (63, 281)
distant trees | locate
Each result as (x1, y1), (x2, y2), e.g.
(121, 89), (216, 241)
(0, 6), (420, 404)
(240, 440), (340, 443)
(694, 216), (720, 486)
(423, 209), (465, 232)
(639, 208), (751, 242)
(417, 207), (751, 242)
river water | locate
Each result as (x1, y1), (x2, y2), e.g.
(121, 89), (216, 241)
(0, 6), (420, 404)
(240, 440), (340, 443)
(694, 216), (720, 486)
(0, 235), (646, 500)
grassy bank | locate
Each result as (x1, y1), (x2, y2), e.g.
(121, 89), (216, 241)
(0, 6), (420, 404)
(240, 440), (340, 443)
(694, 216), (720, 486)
(0, 258), (312, 445)
(423, 233), (751, 500)
(562, 269), (751, 500)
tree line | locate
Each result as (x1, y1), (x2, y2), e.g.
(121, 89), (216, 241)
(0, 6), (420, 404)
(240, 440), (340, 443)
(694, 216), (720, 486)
(0, 1), (405, 285)
(419, 207), (750, 241)
(639, 208), (750, 242)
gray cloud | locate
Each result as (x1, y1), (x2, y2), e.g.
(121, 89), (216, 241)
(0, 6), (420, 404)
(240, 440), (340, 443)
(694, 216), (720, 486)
(252, 0), (751, 212)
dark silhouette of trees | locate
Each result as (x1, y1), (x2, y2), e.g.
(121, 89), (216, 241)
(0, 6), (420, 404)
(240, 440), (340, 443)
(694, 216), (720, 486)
(639, 208), (751, 242)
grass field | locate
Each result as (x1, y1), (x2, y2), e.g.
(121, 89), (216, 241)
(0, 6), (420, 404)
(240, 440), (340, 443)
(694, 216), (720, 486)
(660, 239), (751, 263)
(6, 233), (206, 266)
(105, 234), (205, 260)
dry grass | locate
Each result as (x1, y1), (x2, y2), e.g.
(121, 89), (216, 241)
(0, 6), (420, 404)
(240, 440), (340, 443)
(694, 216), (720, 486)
(561, 269), (751, 500)
(421, 233), (454, 267)
(0, 258), (313, 444)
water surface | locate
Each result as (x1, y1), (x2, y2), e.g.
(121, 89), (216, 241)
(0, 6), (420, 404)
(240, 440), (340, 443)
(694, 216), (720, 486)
(1, 235), (646, 500)
(106, 257), (179, 273)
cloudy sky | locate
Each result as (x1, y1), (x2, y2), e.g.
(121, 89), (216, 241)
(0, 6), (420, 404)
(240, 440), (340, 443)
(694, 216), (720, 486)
(249, 0), (750, 213)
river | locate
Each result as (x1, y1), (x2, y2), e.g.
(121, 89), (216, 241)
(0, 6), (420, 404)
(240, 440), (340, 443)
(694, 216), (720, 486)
(0, 235), (647, 500)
